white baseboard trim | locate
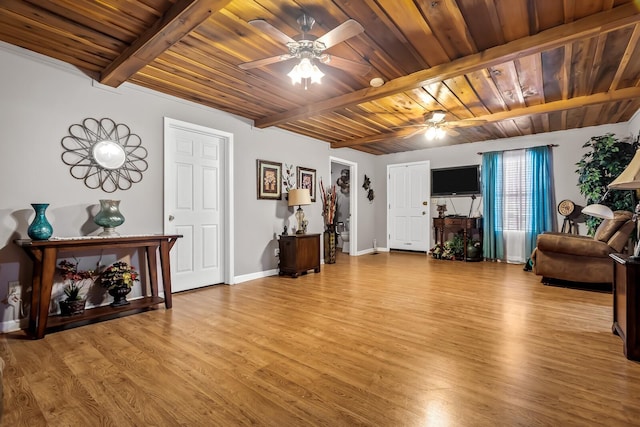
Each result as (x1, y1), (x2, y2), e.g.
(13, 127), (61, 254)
(355, 247), (389, 256)
(232, 250), (388, 284)
(234, 269), (278, 284)
(0, 318), (28, 334)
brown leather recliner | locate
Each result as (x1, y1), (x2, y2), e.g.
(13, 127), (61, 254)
(532, 210), (635, 284)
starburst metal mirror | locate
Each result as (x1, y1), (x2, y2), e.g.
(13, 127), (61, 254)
(61, 118), (148, 193)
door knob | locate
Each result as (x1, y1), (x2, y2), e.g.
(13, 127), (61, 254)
(168, 215), (175, 222)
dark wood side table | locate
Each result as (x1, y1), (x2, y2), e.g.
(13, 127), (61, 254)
(610, 253), (640, 361)
(433, 217), (483, 260)
(278, 234), (321, 278)
(15, 234), (181, 339)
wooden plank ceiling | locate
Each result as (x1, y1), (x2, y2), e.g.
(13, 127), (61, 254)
(2, 0), (640, 155)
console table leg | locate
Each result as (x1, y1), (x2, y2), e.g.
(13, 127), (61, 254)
(36, 247), (58, 339)
(160, 240), (173, 309)
(28, 255), (43, 337)
(146, 245), (160, 297)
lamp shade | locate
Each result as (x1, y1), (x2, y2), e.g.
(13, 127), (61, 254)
(582, 203), (614, 219)
(609, 149), (640, 189)
(288, 188), (311, 207)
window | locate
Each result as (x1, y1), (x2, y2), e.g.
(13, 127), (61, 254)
(482, 146), (554, 263)
(502, 150), (527, 262)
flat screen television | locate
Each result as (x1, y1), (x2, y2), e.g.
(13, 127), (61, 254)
(431, 165), (481, 197)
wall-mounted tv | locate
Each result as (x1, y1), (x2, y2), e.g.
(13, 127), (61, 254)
(431, 165), (481, 197)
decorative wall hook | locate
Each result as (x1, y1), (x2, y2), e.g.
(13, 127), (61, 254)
(363, 174), (374, 202)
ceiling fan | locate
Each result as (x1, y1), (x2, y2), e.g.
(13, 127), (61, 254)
(392, 111), (484, 140)
(238, 14), (371, 87)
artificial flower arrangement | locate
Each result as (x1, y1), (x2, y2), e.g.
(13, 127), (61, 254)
(319, 178), (337, 229)
(57, 259), (100, 301)
(99, 261), (140, 290)
(429, 243), (444, 259)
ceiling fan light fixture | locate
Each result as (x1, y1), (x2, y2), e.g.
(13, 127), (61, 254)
(425, 126), (437, 140)
(287, 66), (302, 85)
(310, 64), (324, 84)
(288, 57), (323, 85)
(424, 125), (446, 141)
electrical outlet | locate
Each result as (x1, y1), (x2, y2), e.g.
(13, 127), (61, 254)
(8, 281), (19, 295)
(274, 248), (280, 257)
(4, 281), (20, 306)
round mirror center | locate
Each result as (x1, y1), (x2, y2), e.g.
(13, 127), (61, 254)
(93, 140), (126, 169)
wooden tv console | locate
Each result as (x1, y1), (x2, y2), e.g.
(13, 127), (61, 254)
(433, 216), (483, 261)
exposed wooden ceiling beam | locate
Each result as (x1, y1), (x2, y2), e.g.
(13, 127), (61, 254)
(331, 87), (640, 149)
(100, 0), (231, 87)
(255, 3), (640, 129)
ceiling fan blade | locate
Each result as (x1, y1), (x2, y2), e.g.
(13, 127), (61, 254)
(402, 128), (426, 139)
(320, 55), (371, 76)
(446, 119), (488, 127)
(390, 124), (427, 130)
(316, 19), (364, 49)
(249, 19), (295, 45)
(238, 54), (293, 70)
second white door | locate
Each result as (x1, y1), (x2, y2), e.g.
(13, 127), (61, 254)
(387, 161), (431, 252)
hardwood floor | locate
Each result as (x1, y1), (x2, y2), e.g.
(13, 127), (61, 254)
(2, 252), (640, 426)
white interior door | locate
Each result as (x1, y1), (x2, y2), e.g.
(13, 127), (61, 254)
(387, 161), (431, 251)
(164, 118), (227, 292)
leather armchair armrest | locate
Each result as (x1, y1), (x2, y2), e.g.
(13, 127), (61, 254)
(536, 233), (613, 257)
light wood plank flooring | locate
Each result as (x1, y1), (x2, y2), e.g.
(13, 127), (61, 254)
(2, 252), (640, 426)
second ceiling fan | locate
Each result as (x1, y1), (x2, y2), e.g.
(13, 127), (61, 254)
(239, 14), (371, 87)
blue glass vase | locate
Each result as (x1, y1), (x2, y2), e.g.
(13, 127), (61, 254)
(94, 199), (125, 236)
(27, 203), (53, 240)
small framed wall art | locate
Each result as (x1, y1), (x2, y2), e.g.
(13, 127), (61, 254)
(297, 166), (317, 202)
(257, 159), (282, 200)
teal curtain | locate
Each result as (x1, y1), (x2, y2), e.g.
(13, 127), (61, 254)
(482, 152), (504, 260)
(526, 146), (554, 255)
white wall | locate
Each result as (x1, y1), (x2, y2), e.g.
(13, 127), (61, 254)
(373, 123), (634, 249)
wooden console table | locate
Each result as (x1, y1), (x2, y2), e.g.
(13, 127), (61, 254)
(433, 216), (483, 260)
(610, 253), (640, 361)
(278, 234), (321, 278)
(15, 234), (181, 339)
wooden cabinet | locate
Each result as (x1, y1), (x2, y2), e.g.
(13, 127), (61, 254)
(433, 217), (483, 261)
(278, 234), (321, 278)
(610, 253), (640, 361)
(15, 235), (181, 339)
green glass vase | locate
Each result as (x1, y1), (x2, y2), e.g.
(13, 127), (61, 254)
(27, 203), (53, 240)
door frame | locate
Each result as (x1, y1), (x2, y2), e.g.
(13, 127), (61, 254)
(163, 117), (235, 285)
(386, 160), (431, 252)
(329, 156), (357, 255)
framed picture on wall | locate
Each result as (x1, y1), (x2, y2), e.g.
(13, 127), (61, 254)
(257, 159), (282, 200)
(297, 166), (316, 202)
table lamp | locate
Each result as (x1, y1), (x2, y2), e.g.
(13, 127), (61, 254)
(288, 188), (312, 234)
(608, 149), (640, 257)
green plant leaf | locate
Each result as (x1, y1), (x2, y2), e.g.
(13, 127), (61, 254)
(576, 132), (639, 235)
